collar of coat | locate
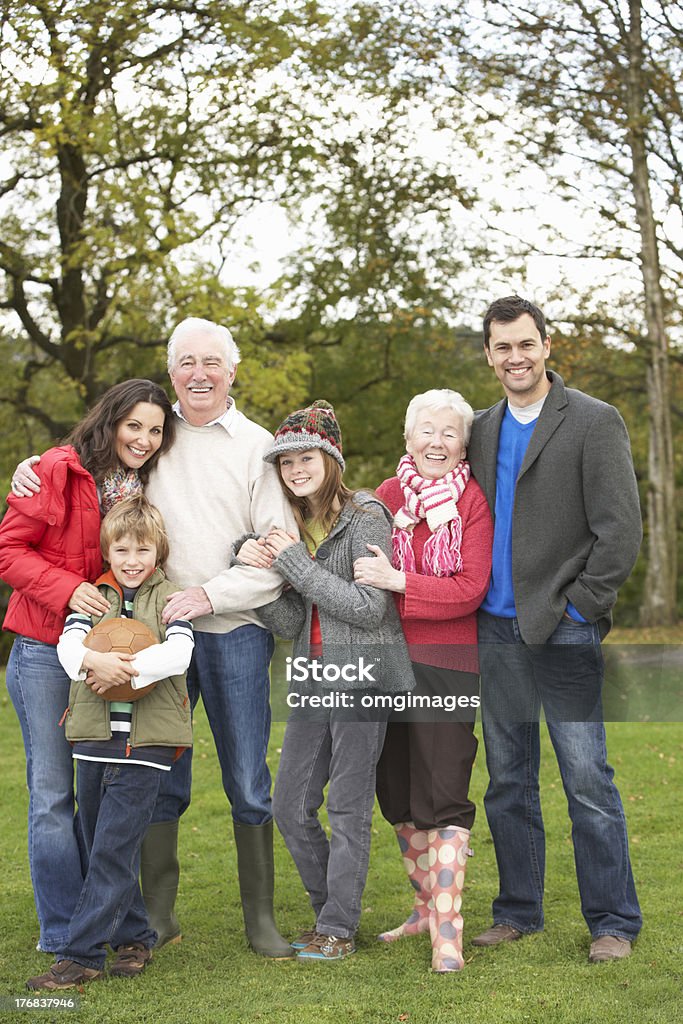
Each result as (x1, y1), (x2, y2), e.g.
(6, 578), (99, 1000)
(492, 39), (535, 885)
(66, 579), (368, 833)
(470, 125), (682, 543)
(95, 566), (167, 601)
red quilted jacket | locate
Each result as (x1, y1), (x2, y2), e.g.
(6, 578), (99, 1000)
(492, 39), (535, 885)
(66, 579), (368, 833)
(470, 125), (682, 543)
(0, 446), (102, 643)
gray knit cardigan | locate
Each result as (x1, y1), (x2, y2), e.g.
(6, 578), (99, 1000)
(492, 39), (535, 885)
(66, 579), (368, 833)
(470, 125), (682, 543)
(238, 491), (414, 694)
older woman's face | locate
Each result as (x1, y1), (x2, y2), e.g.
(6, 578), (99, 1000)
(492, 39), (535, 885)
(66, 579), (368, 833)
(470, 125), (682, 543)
(406, 407), (466, 479)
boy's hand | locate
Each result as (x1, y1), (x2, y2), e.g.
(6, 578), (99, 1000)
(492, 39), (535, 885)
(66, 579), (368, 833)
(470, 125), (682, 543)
(236, 537), (273, 568)
(81, 650), (138, 693)
(69, 582), (111, 616)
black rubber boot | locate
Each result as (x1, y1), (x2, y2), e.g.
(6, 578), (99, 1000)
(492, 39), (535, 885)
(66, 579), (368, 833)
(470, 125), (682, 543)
(233, 820), (293, 958)
(140, 819), (182, 948)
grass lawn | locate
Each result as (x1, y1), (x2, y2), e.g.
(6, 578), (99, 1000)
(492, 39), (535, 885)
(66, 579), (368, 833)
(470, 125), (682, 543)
(0, 655), (681, 1024)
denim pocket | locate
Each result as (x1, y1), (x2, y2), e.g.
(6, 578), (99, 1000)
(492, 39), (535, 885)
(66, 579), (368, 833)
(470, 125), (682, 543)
(549, 617), (598, 646)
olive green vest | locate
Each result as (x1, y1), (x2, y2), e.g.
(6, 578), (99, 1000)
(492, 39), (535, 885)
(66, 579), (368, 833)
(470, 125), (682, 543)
(65, 568), (193, 750)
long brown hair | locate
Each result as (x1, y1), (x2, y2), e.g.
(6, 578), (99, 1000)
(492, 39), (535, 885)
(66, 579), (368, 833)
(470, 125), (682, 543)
(277, 450), (356, 546)
(67, 380), (175, 485)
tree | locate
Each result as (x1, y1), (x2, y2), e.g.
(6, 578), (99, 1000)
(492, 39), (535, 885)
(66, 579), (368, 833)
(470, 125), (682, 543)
(455, 0), (681, 624)
(0, 1), (343, 437)
(0, 0), (479, 447)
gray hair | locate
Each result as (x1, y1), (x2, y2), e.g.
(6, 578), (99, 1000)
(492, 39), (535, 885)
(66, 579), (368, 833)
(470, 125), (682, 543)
(167, 317), (241, 372)
(404, 389), (474, 445)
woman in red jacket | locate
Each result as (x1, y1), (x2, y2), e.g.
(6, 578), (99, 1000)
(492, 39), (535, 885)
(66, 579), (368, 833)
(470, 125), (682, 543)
(0, 379), (174, 954)
(353, 389), (492, 974)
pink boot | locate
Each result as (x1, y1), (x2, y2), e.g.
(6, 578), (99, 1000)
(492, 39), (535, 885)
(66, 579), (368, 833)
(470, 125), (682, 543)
(428, 826), (470, 972)
(378, 823), (431, 942)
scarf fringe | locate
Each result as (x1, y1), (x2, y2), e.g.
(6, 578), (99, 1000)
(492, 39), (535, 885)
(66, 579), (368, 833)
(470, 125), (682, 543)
(392, 525), (417, 573)
(422, 520), (463, 577)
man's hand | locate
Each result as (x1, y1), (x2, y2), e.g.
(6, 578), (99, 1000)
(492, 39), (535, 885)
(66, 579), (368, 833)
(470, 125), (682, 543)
(264, 528), (298, 558)
(162, 586), (213, 623)
(354, 544), (406, 593)
(11, 455), (41, 497)
(68, 582), (111, 616)
(236, 537), (273, 568)
(82, 650), (138, 694)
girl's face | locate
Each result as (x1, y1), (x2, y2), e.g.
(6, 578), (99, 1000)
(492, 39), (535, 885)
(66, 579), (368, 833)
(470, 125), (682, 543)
(115, 402), (165, 471)
(279, 449), (326, 511)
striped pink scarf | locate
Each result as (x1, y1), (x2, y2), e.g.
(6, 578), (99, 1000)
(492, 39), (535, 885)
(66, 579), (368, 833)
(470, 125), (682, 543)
(391, 454), (470, 577)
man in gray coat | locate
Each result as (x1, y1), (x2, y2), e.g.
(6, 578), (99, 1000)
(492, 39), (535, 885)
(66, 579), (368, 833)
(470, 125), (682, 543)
(467, 295), (642, 963)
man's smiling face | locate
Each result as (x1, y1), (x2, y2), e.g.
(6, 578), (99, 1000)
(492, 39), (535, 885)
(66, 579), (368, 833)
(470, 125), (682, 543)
(169, 332), (236, 426)
(485, 313), (551, 407)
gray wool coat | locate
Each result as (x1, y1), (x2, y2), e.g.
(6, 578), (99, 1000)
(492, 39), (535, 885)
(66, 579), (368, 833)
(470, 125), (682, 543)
(253, 491), (415, 694)
(467, 371), (642, 644)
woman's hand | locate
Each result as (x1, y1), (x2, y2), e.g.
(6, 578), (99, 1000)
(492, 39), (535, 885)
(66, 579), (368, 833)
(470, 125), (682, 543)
(81, 649), (138, 694)
(264, 528), (298, 557)
(10, 455), (41, 497)
(354, 544), (406, 593)
(236, 537), (273, 568)
(68, 582), (111, 616)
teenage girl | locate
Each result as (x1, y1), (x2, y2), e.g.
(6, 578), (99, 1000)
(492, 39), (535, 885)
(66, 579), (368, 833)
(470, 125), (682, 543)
(235, 400), (414, 961)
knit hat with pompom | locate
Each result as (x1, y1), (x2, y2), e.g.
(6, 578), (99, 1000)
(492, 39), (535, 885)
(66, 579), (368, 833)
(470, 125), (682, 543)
(263, 400), (344, 470)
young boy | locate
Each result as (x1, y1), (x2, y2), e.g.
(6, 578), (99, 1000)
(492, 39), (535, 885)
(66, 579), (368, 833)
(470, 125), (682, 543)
(27, 496), (194, 991)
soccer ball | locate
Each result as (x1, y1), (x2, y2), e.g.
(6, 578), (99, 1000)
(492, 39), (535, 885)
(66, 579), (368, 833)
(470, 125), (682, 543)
(83, 617), (159, 702)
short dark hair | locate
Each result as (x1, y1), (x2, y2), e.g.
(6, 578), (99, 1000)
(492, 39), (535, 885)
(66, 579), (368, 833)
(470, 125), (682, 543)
(67, 379), (175, 485)
(483, 296), (548, 349)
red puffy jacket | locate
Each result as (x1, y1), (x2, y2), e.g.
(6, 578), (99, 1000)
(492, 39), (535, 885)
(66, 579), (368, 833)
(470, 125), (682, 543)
(0, 446), (102, 643)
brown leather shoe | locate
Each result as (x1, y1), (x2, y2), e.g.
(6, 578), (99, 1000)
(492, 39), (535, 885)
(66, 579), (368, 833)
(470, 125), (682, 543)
(27, 959), (103, 990)
(589, 936), (632, 963)
(472, 924), (523, 947)
(109, 943), (153, 978)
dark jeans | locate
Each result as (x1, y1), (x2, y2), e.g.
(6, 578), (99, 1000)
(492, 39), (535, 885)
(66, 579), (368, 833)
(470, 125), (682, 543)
(153, 626), (274, 825)
(478, 610), (642, 940)
(61, 761), (160, 969)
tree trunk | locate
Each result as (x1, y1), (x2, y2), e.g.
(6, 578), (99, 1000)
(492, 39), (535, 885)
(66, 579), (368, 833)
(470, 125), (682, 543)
(627, 0), (678, 625)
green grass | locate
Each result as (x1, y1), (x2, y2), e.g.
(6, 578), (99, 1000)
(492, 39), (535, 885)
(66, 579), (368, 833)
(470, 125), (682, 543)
(0, 675), (682, 1024)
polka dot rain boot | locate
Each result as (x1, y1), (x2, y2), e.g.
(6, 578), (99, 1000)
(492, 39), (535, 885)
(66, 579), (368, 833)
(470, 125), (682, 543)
(427, 826), (470, 973)
(378, 822), (432, 942)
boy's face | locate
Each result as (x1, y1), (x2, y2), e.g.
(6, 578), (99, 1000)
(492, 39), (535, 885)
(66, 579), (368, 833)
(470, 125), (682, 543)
(107, 533), (157, 589)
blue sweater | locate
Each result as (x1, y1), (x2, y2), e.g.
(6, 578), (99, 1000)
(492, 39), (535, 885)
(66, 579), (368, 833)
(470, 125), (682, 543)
(482, 408), (584, 621)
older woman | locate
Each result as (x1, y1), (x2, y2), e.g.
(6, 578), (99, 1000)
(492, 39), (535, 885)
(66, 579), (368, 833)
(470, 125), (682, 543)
(353, 389), (492, 973)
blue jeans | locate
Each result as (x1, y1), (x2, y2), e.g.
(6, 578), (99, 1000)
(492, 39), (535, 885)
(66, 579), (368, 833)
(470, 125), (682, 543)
(273, 707), (387, 938)
(478, 611), (641, 940)
(6, 638), (84, 950)
(62, 760), (160, 970)
(153, 626), (274, 826)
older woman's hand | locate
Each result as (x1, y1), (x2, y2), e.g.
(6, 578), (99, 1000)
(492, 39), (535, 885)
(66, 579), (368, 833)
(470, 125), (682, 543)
(354, 544), (406, 593)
